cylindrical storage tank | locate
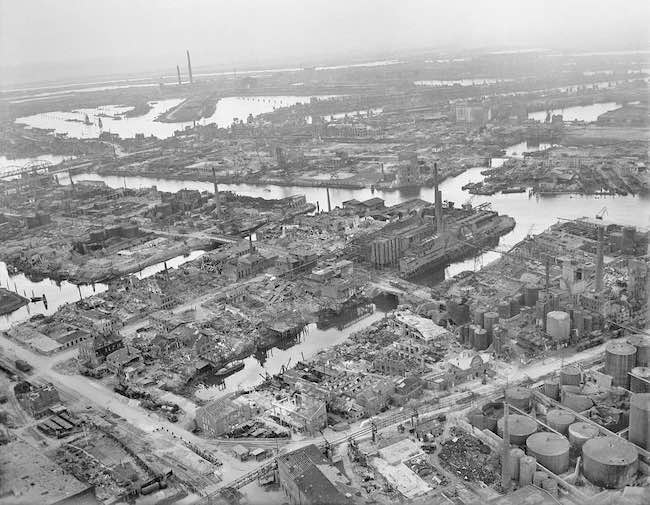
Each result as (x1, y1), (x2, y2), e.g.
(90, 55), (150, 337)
(469, 413), (497, 432)
(526, 432), (570, 475)
(524, 285), (539, 307)
(560, 366), (581, 386)
(561, 386), (594, 413)
(542, 478), (558, 497)
(509, 448), (524, 481)
(546, 409), (575, 435)
(568, 422), (599, 449)
(474, 328), (490, 351)
(497, 302), (511, 320)
(582, 437), (639, 489)
(627, 335), (650, 368)
(460, 325), (469, 345)
(497, 414), (538, 445)
(544, 379), (560, 400)
(630, 367), (650, 394)
(546, 311), (570, 341)
(605, 342), (637, 388)
(506, 387), (532, 412)
(483, 312), (499, 336)
(629, 393), (650, 450)
(583, 314), (592, 333)
(573, 310), (584, 333)
(509, 298), (521, 317)
(519, 456), (536, 486)
(473, 308), (485, 327)
(533, 471), (549, 487)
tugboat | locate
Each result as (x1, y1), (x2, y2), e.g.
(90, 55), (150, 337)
(214, 360), (245, 378)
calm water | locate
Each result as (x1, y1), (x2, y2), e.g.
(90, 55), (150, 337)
(59, 164), (649, 281)
(528, 101), (621, 122)
(0, 250), (206, 330)
(0, 154), (70, 176)
(15, 95), (336, 139)
(415, 78), (512, 86)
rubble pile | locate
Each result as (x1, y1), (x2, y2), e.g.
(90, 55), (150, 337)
(438, 428), (501, 484)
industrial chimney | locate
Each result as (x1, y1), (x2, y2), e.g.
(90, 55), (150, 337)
(176, 65), (182, 85)
(434, 162), (443, 233)
(595, 225), (604, 292)
(186, 50), (193, 84)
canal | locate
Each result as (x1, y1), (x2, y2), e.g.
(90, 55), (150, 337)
(0, 250), (206, 331)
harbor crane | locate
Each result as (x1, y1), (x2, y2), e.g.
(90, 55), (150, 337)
(595, 207), (608, 220)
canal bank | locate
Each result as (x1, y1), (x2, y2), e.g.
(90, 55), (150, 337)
(0, 249), (207, 331)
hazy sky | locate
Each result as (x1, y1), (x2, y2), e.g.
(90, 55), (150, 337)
(1, 0), (649, 84)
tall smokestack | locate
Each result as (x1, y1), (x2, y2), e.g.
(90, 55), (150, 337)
(434, 162), (443, 233)
(176, 65), (182, 85)
(326, 187), (331, 212)
(212, 166), (220, 217)
(186, 50), (193, 84)
(596, 225), (604, 292)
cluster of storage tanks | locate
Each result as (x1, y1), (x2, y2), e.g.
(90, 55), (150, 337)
(473, 384), (650, 491)
(604, 335), (650, 389)
(451, 285), (615, 354)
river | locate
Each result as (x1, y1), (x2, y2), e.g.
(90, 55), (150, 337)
(0, 154), (71, 176)
(14, 95), (339, 139)
(527, 101), (622, 122)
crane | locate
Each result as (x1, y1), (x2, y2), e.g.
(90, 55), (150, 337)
(595, 207), (608, 220)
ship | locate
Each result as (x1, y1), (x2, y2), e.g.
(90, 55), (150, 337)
(214, 360), (245, 377)
(501, 186), (527, 194)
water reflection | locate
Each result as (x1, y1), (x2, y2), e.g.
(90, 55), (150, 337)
(528, 102), (621, 122)
(0, 250), (206, 330)
(15, 95), (338, 139)
(194, 294), (398, 401)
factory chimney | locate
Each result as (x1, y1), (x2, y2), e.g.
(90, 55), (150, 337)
(434, 162), (443, 233)
(186, 50), (193, 84)
(176, 65), (182, 85)
(595, 225), (604, 292)
(326, 187), (331, 213)
(501, 390), (511, 491)
(212, 166), (220, 217)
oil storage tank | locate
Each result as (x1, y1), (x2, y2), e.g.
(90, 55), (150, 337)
(561, 385), (594, 412)
(605, 342), (637, 387)
(483, 312), (499, 336)
(546, 311), (570, 341)
(519, 455), (536, 486)
(474, 328), (490, 351)
(497, 414), (538, 445)
(506, 386), (532, 412)
(560, 365), (581, 386)
(526, 432), (570, 474)
(544, 378), (560, 400)
(546, 409), (575, 435)
(524, 285), (540, 307)
(582, 437), (638, 489)
(627, 335), (650, 368)
(629, 392), (650, 450)
(629, 367), (650, 393)
(568, 422), (599, 449)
